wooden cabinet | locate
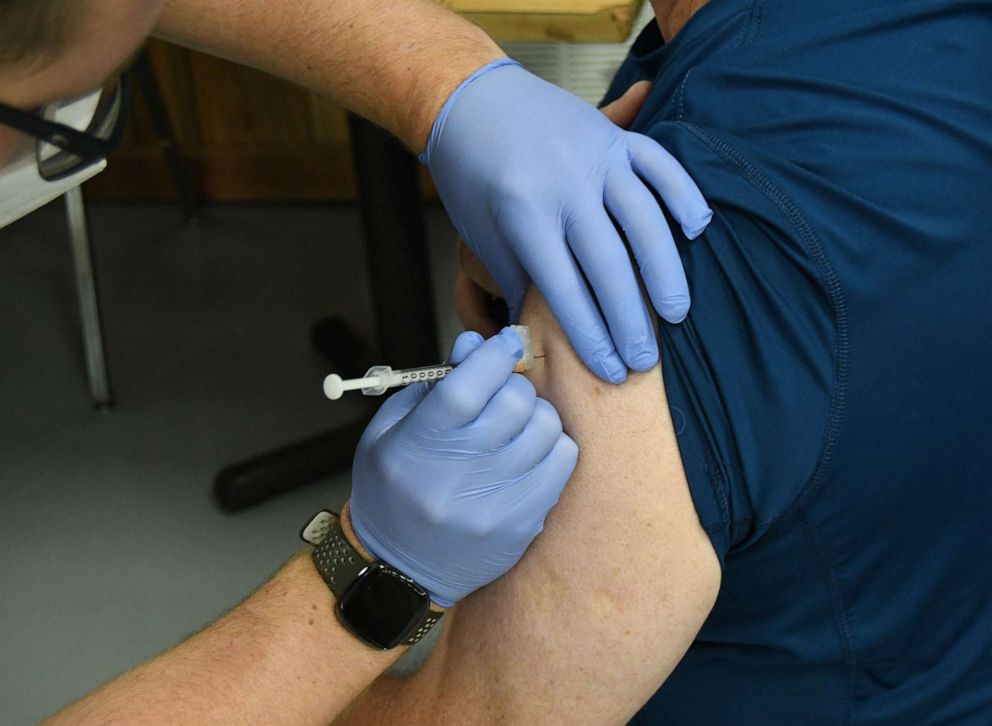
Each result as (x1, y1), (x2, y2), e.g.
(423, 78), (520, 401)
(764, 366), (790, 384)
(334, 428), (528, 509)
(87, 0), (644, 202)
(87, 40), (362, 201)
(445, 0), (644, 42)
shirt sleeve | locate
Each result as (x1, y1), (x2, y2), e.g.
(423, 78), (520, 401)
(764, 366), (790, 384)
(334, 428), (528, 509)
(650, 123), (839, 564)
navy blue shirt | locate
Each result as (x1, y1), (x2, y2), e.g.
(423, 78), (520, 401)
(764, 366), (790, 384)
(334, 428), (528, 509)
(601, 2), (992, 723)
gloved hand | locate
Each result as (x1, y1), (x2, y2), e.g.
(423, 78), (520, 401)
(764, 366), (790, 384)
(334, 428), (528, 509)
(422, 59), (713, 384)
(349, 328), (578, 606)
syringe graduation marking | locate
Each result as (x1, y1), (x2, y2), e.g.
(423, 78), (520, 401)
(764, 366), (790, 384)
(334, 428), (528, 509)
(397, 366), (453, 385)
(323, 325), (533, 401)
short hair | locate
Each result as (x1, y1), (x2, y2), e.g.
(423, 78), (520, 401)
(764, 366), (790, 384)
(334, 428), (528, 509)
(0, 0), (77, 70)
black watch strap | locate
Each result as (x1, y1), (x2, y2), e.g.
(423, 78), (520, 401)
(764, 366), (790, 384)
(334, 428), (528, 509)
(306, 511), (442, 646)
(311, 514), (369, 600)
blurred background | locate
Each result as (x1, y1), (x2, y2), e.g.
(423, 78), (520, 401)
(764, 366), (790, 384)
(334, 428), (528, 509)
(0, 1), (651, 722)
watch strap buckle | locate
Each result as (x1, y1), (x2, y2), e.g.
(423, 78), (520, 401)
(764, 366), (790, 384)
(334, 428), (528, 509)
(301, 509), (338, 545)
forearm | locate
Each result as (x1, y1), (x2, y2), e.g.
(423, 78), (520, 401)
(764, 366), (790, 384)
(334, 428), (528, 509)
(46, 552), (399, 726)
(154, 0), (504, 151)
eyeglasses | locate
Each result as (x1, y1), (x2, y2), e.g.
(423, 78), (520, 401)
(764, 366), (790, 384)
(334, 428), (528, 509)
(0, 74), (129, 181)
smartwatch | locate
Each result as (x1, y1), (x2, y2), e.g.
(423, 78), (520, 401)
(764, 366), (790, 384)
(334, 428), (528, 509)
(301, 509), (443, 650)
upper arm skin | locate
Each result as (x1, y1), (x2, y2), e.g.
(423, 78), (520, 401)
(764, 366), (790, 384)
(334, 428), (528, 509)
(342, 289), (721, 725)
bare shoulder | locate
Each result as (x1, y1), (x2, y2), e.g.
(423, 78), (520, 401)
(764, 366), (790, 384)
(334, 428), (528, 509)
(519, 286), (719, 595)
(523, 284), (720, 595)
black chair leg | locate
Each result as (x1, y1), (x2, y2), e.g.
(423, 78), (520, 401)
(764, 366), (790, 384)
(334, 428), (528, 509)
(214, 420), (370, 511)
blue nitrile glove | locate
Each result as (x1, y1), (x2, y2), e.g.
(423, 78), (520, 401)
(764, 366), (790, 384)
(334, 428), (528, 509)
(421, 59), (713, 384)
(349, 328), (577, 606)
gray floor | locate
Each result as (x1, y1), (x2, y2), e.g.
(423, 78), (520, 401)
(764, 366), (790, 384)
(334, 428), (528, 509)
(0, 199), (461, 724)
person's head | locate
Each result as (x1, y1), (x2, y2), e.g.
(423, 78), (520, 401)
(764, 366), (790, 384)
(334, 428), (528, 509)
(0, 0), (162, 164)
(0, 1), (162, 227)
(0, 0), (161, 159)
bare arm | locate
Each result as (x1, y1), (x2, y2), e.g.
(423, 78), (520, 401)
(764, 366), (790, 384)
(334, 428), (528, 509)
(154, 0), (504, 152)
(44, 550), (400, 726)
(45, 287), (720, 724)
(343, 289), (722, 724)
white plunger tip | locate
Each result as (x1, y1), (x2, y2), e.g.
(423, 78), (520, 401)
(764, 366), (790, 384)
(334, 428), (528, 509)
(323, 374), (344, 400)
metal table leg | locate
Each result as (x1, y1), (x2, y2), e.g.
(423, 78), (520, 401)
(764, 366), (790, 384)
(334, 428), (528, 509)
(64, 187), (114, 407)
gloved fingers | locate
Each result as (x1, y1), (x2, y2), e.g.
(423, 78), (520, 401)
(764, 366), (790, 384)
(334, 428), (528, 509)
(505, 215), (627, 383)
(448, 330), (486, 365)
(547, 432), (580, 490)
(605, 169), (691, 324)
(467, 373), (537, 449)
(352, 380), (432, 474)
(567, 206), (658, 371)
(501, 397), (566, 473)
(411, 327), (524, 430)
(509, 432), (579, 535)
(626, 132), (713, 239)
(363, 379), (431, 436)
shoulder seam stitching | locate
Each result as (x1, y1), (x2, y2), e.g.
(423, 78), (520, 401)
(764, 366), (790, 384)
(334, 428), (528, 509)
(734, 0), (766, 48)
(678, 123), (851, 533)
(675, 69), (694, 121)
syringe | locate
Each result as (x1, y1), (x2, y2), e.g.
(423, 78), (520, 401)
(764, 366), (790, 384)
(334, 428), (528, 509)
(323, 325), (533, 401)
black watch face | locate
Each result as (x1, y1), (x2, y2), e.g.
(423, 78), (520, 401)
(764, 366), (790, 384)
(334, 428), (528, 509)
(337, 563), (429, 649)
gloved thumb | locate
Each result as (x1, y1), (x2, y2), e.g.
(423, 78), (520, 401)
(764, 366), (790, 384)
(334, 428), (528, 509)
(449, 330), (485, 365)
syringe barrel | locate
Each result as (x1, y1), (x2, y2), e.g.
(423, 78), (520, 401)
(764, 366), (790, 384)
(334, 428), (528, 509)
(394, 365), (453, 386)
(325, 326), (532, 401)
